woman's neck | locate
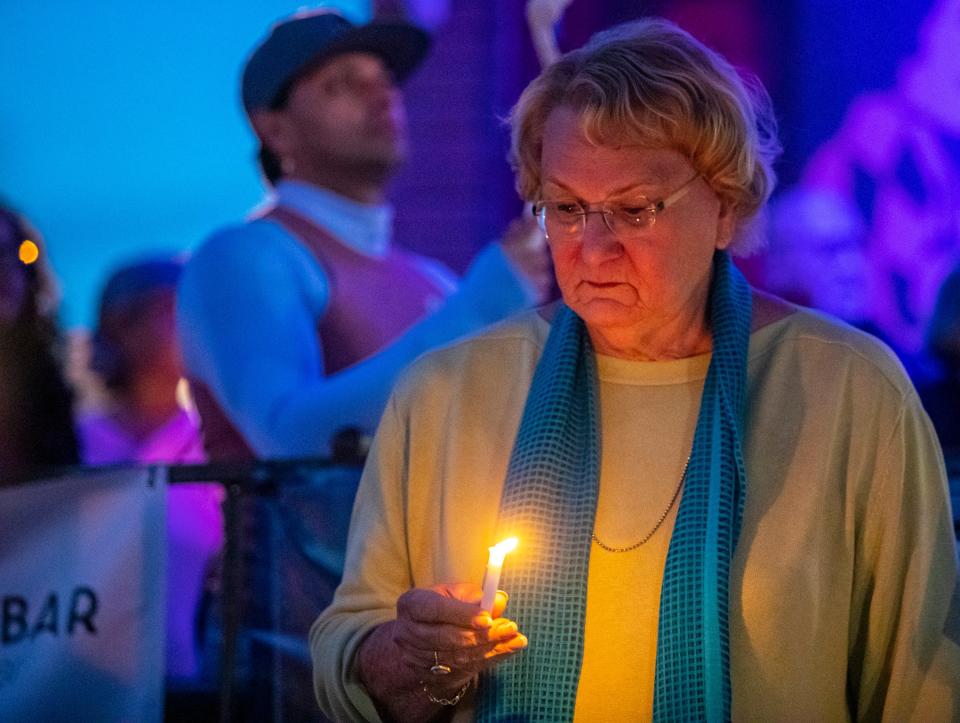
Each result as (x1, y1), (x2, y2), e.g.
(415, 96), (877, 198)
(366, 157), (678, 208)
(589, 307), (713, 361)
(587, 289), (795, 361)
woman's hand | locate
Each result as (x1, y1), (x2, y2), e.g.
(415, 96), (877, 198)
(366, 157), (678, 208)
(356, 582), (527, 721)
(394, 582), (527, 688)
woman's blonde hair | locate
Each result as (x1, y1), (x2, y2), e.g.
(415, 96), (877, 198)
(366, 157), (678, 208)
(510, 18), (781, 255)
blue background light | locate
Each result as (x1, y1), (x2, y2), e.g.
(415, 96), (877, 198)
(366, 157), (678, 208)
(0, 1), (369, 328)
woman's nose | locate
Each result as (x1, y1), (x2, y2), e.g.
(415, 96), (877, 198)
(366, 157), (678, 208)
(579, 212), (622, 264)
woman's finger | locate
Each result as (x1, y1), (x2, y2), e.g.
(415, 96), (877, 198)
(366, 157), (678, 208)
(397, 587), (490, 629)
(394, 616), (521, 654)
(399, 633), (527, 678)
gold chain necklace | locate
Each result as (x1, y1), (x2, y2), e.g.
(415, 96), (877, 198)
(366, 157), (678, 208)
(591, 456), (690, 553)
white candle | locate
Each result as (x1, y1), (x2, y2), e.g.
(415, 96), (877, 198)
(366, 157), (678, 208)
(480, 537), (519, 612)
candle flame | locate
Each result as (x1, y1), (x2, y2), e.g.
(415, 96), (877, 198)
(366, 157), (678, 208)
(488, 536), (519, 566)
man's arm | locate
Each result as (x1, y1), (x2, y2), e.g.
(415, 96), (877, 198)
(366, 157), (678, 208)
(177, 220), (545, 459)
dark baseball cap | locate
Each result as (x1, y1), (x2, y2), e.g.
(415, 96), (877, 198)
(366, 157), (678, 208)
(241, 9), (431, 115)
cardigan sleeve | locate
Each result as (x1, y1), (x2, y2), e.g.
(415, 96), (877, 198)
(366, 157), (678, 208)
(848, 388), (960, 721)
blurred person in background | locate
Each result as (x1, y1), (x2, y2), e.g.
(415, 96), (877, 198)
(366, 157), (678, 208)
(0, 204), (79, 484)
(803, 0), (960, 357)
(765, 186), (940, 382)
(76, 257), (223, 686)
(764, 186), (874, 328)
(78, 257), (203, 464)
(177, 12), (552, 719)
(919, 265), (960, 456)
(177, 9), (552, 463)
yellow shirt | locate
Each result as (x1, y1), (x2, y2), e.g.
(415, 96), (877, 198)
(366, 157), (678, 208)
(311, 307), (960, 722)
(574, 352), (707, 721)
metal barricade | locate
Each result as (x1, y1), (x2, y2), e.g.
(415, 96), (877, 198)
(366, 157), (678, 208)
(166, 459), (363, 723)
(3, 458), (362, 723)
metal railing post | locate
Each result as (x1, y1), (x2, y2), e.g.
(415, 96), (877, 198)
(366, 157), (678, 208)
(219, 480), (244, 723)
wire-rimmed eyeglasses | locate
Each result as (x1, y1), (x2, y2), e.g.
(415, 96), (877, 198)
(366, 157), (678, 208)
(532, 173), (701, 242)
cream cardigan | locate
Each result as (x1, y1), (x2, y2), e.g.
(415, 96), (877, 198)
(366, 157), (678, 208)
(312, 307), (960, 722)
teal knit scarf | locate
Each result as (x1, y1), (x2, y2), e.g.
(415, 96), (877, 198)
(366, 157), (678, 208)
(476, 251), (751, 722)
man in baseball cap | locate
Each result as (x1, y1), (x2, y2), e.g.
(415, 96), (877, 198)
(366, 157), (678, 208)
(241, 9), (430, 188)
(178, 8), (550, 460)
(176, 8), (550, 717)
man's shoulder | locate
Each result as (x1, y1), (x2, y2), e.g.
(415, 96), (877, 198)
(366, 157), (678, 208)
(184, 216), (324, 285)
(193, 216), (290, 259)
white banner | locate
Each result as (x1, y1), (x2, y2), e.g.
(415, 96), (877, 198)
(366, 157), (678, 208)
(0, 467), (166, 723)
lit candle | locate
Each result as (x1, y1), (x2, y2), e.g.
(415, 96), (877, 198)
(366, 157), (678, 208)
(480, 537), (519, 612)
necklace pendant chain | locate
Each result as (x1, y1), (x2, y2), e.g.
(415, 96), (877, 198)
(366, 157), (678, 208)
(591, 455), (690, 553)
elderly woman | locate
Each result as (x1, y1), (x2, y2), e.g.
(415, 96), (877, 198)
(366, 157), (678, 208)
(311, 19), (960, 722)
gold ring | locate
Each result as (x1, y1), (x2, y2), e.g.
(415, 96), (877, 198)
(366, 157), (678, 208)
(430, 650), (452, 675)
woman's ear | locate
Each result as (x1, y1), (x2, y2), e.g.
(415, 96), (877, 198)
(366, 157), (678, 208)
(714, 200), (738, 251)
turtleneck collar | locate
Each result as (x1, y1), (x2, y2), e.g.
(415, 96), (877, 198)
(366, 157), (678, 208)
(266, 180), (394, 258)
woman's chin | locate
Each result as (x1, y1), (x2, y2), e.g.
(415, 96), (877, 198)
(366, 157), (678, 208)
(568, 297), (638, 330)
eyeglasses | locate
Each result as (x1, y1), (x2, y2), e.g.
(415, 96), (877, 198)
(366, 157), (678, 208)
(532, 173), (701, 242)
